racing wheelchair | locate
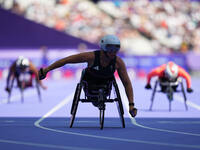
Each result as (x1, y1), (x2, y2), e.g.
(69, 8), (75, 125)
(149, 78), (188, 111)
(70, 71), (125, 130)
(7, 72), (41, 103)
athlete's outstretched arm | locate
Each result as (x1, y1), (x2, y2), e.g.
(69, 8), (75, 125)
(39, 52), (94, 80)
(29, 62), (47, 90)
(116, 57), (137, 117)
(178, 67), (193, 92)
(147, 66), (164, 84)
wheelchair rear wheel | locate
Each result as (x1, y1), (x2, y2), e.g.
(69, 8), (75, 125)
(70, 83), (82, 128)
(113, 79), (125, 128)
(35, 79), (42, 102)
(100, 109), (105, 130)
(181, 82), (188, 111)
(7, 77), (15, 103)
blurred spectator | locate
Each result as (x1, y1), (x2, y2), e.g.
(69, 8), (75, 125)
(1, 0), (200, 55)
(40, 46), (48, 67)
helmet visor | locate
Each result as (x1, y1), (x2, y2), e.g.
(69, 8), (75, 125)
(105, 44), (120, 52)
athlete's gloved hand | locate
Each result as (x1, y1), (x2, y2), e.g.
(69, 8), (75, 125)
(38, 68), (47, 80)
(187, 88), (193, 93)
(129, 103), (137, 117)
(129, 107), (137, 117)
(5, 87), (11, 93)
(145, 83), (152, 89)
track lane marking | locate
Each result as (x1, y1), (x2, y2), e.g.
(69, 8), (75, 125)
(174, 95), (200, 110)
(34, 91), (200, 149)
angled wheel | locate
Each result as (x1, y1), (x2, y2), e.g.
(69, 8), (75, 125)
(70, 83), (82, 128)
(20, 81), (25, 103)
(181, 82), (188, 111)
(166, 86), (173, 111)
(36, 79), (42, 102)
(7, 76), (15, 104)
(113, 78), (125, 128)
(149, 80), (158, 111)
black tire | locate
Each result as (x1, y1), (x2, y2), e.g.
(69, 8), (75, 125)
(100, 109), (105, 130)
(113, 78), (125, 128)
(116, 100), (125, 128)
(7, 77), (15, 104)
(20, 82), (24, 103)
(70, 83), (82, 128)
(149, 80), (158, 111)
(181, 82), (188, 111)
(36, 79), (42, 102)
(70, 83), (80, 115)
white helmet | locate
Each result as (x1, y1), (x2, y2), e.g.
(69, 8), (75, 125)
(16, 56), (30, 69)
(164, 61), (178, 80)
(100, 35), (120, 52)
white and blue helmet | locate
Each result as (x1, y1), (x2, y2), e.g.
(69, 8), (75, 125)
(100, 35), (120, 52)
(16, 56), (30, 69)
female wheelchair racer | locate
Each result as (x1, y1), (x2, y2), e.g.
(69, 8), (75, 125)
(38, 35), (137, 128)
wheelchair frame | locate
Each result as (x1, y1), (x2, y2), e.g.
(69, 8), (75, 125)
(7, 74), (41, 103)
(149, 78), (188, 111)
(69, 76), (125, 129)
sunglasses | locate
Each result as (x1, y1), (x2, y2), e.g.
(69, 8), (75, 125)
(105, 44), (120, 52)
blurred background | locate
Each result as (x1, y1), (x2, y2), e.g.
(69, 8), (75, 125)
(0, 0), (200, 79)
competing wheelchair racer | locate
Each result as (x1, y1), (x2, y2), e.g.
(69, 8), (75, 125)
(39, 35), (137, 117)
(145, 61), (193, 93)
(5, 56), (47, 93)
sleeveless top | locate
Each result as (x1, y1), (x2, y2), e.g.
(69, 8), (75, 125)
(82, 51), (116, 83)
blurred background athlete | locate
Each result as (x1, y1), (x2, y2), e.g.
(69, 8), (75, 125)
(145, 61), (193, 93)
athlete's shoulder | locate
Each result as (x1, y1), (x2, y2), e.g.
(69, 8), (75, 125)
(116, 56), (124, 63)
(116, 56), (125, 69)
(73, 51), (95, 61)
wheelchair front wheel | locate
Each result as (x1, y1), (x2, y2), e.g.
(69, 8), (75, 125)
(100, 109), (105, 130)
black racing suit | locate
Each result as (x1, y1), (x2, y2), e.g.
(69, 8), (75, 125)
(81, 51), (116, 105)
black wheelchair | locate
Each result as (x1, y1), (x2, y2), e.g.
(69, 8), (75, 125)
(7, 72), (41, 103)
(70, 72), (125, 129)
(149, 78), (188, 111)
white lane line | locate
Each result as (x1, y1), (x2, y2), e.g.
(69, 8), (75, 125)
(0, 93), (104, 150)
(174, 95), (200, 110)
(116, 81), (200, 137)
(131, 117), (200, 137)
(33, 92), (200, 149)
(121, 89), (200, 137)
(35, 93), (74, 125)
(0, 139), (101, 150)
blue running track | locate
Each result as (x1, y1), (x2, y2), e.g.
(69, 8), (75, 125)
(0, 78), (200, 150)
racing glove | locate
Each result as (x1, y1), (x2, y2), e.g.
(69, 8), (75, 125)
(5, 87), (11, 93)
(187, 88), (193, 93)
(38, 68), (46, 80)
(129, 103), (137, 117)
(145, 83), (152, 89)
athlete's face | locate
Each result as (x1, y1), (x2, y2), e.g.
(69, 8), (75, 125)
(106, 51), (117, 59)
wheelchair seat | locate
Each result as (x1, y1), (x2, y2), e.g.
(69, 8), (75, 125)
(82, 79), (112, 98)
(69, 72), (125, 129)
